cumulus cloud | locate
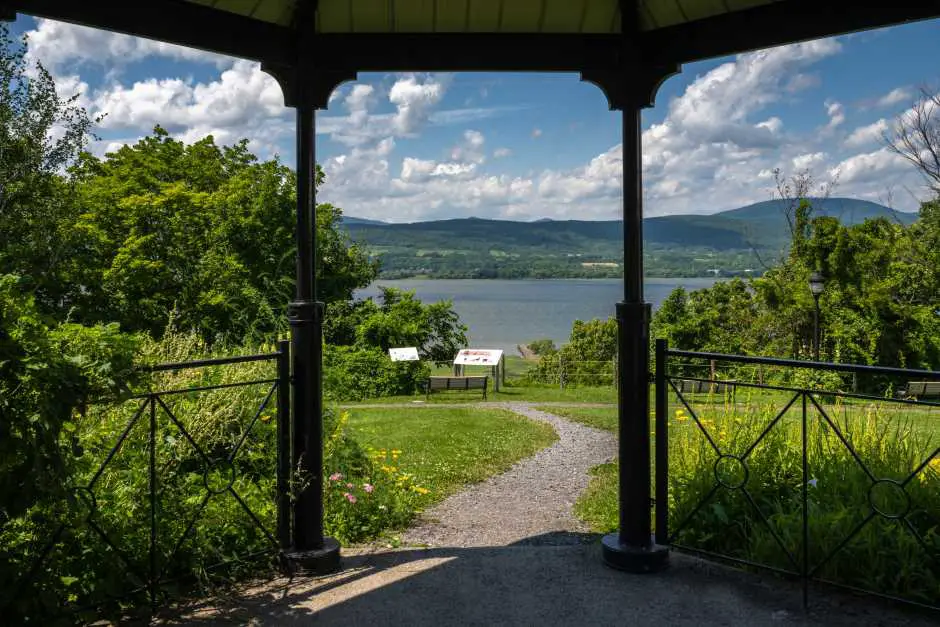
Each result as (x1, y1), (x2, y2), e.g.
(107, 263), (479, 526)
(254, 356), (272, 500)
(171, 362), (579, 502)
(829, 147), (908, 184)
(25, 18), (232, 73)
(825, 100), (846, 130)
(23, 17), (931, 222)
(88, 60), (291, 154)
(450, 130), (486, 164)
(792, 152), (827, 170)
(845, 118), (889, 148)
(389, 73), (448, 135)
(640, 40), (845, 215)
(875, 87), (912, 109)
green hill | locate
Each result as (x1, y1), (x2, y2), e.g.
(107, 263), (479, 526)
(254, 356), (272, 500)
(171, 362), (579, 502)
(343, 198), (918, 279)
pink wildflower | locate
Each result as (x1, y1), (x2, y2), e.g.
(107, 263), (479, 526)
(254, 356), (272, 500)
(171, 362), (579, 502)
(329, 473), (343, 482)
(363, 483), (374, 493)
(346, 482), (354, 489)
(344, 492), (357, 504)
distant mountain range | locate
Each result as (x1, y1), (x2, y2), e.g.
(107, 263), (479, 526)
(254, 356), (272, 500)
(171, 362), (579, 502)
(339, 198), (918, 279)
(343, 198), (915, 250)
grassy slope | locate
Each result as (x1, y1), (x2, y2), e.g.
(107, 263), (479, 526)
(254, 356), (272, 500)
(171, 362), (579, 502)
(339, 383), (617, 405)
(542, 393), (940, 534)
(346, 406), (558, 507)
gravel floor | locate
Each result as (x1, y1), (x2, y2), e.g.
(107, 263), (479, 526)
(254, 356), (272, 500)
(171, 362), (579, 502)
(400, 402), (616, 547)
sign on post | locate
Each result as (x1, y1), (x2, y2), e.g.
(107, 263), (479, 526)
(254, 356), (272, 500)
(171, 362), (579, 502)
(453, 349), (503, 366)
(389, 347), (420, 361)
(454, 349), (505, 392)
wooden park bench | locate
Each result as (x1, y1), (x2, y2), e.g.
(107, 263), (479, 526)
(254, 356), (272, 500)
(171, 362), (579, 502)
(425, 375), (488, 400)
(674, 379), (735, 395)
(900, 381), (940, 401)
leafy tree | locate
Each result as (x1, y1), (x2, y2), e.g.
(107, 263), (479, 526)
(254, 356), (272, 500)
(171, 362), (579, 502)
(652, 279), (759, 355)
(527, 318), (617, 385)
(526, 338), (557, 356)
(324, 287), (468, 366)
(61, 129), (376, 340)
(0, 24), (96, 313)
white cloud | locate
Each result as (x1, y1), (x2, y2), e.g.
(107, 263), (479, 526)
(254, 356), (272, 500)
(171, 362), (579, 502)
(825, 100), (846, 130)
(25, 18), (232, 73)
(640, 40), (845, 215)
(792, 152), (827, 170)
(829, 147), (908, 184)
(89, 60), (290, 153)
(875, 87), (911, 109)
(388, 73), (448, 135)
(450, 129), (486, 164)
(26, 18), (931, 223)
(844, 118), (889, 148)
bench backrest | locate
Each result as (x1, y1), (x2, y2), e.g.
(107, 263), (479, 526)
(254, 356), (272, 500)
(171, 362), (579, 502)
(907, 381), (940, 396)
(428, 376), (487, 391)
(675, 379), (731, 394)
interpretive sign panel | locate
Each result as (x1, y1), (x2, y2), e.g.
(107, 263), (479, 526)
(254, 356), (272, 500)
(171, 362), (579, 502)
(389, 347), (420, 361)
(454, 348), (503, 366)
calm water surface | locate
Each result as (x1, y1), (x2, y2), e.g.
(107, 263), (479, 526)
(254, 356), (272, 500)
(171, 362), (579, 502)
(356, 278), (720, 351)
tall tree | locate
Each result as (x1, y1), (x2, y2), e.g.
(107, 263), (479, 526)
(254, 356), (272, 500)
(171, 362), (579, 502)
(0, 23), (96, 311)
(64, 129), (377, 340)
(885, 87), (940, 198)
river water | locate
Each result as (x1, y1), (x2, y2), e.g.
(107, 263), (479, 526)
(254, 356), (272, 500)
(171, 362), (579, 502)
(356, 278), (720, 351)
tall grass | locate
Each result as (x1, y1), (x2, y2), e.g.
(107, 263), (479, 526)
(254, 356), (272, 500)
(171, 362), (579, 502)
(668, 386), (940, 604)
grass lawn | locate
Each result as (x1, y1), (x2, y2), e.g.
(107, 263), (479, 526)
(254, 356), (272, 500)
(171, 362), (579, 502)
(535, 405), (618, 432)
(345, 406), (558, 508)
(574, 461), (619, 533)
(340, 382), (617, 405)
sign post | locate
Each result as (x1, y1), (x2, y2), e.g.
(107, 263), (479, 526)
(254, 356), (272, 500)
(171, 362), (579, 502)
(453, 349), (504, 392)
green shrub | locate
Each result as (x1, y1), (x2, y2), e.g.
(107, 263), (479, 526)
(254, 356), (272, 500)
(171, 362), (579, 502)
(526, 318), (616, 387)
(323, 344), (429, 401)
(0, 275), (141, 522)
(0, 330), (426, 623)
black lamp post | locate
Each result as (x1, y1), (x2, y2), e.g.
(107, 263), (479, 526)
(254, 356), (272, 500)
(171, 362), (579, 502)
(808, 271), (825, 361)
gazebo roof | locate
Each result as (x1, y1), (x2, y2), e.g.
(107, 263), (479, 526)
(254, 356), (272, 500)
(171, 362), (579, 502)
(7, 1), (940, 73)
(185, 0), (774, 33)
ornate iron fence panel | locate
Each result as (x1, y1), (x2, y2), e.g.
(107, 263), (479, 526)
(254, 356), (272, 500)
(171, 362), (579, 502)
(2, 342), (291, 622)
(654, 340), (940, 610)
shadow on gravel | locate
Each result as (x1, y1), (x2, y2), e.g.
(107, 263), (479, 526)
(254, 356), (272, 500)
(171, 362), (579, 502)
(161, 537), (937, 627)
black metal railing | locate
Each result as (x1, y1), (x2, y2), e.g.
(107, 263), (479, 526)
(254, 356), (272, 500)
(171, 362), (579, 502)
(654, 339), (940, 610)
(3, 341), (291, 621)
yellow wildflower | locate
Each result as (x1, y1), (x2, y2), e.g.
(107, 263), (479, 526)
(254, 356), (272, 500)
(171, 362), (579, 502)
(260, 414), (272, 423)
(412, 486), (429, 495)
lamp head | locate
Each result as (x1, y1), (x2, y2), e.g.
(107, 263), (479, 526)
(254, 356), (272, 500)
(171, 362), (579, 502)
(808, 271), (825, 297)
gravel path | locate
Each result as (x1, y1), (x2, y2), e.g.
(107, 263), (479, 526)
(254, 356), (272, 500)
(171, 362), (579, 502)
(400, 402), (617, 547)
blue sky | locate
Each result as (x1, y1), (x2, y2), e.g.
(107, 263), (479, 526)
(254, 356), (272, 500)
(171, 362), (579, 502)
(11, 15), (940, 221)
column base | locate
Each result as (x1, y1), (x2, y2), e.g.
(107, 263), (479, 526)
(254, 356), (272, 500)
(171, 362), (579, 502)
(601, 534), (669, 573)
(286, 537), (341, 575)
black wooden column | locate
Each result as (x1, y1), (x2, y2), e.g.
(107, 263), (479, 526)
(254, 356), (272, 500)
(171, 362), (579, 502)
(598, 102), (669, 573)
(581, 55), (678, 573)
(286, 98), (340, 572)
(259, 0), (353, 575)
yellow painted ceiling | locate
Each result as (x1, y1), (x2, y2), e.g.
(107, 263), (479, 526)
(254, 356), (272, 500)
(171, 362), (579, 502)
(183, 0), (779, 33)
